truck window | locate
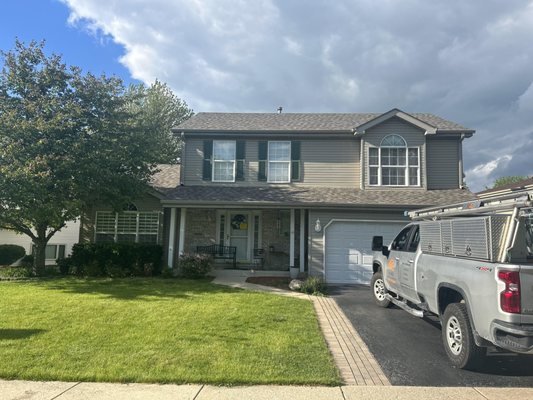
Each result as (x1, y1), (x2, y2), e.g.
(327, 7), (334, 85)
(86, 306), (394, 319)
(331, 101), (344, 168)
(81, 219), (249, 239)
(391, 226), (413, 251)
(407, 226), (420, 252)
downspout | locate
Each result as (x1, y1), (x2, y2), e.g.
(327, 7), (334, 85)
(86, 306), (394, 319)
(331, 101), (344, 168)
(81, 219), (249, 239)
(459, 133), (465, 188)
(180, 132), (185, 185)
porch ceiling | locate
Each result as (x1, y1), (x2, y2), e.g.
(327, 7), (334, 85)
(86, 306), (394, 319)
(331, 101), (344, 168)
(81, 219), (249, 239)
(159, 186), (476, 209)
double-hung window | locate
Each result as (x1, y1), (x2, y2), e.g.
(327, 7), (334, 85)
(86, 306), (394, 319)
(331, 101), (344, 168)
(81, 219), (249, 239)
(369, 134), (420, 186)
(268, 141), (291, 183)
(212, 140), (236, 182)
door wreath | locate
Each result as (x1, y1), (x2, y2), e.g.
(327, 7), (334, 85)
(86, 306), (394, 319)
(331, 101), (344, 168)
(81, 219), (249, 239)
(231, 214), (248, 230)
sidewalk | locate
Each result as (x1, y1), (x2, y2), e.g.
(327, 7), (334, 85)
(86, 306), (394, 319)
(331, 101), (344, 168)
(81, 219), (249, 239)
(2, 379), (532, 400)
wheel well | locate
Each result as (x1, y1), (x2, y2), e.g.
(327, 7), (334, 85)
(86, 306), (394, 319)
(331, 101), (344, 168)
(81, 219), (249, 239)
(373, 263), (382, 274)
(438, 287), (464, 316)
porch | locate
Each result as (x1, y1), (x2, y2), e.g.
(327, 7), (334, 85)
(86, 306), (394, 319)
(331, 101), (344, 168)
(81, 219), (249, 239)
(165, 207), (308, 272)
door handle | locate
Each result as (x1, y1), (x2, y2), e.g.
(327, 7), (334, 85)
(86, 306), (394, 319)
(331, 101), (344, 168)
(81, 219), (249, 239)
(395, 257), (400, 261)
(409, 260), (414, 263)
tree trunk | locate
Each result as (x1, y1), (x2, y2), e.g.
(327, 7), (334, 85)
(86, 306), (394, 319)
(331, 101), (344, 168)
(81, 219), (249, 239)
(32, 239), (47, 276)
(33, 225), (48, 276)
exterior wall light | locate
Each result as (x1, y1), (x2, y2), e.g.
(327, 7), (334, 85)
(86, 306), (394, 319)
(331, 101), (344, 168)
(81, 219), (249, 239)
(314, 218), (322, 233)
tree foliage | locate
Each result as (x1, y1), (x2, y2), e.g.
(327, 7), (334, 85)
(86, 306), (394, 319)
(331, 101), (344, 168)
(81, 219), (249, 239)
(0, 40), (190, 273)
(491, 176), (529, 189)
(126, 80), (193, 162)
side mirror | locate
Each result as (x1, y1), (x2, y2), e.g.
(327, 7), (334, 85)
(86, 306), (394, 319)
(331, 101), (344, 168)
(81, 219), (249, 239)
(372, 236), (383, 251)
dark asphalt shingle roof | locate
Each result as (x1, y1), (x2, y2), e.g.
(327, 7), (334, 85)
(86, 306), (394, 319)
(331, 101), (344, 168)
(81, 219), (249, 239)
(150, 164), (181, 191)
(175, 112), (471, 133)
(158, 185), (476, 209)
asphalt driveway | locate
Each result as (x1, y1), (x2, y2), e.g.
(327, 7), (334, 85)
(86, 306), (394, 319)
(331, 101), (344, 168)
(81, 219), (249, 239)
(329, 284), (533, 387)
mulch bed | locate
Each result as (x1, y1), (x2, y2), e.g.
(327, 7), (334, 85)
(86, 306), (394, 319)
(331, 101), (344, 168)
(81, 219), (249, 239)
(245, 276), (291, 290)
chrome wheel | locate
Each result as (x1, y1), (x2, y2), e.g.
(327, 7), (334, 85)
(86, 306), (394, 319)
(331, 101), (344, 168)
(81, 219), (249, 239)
(373, 278), (386, 302)
(446, 315), (463, 355)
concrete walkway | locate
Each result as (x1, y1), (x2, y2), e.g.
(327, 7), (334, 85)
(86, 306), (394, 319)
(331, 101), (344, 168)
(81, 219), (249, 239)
(3, 379), (533, 400)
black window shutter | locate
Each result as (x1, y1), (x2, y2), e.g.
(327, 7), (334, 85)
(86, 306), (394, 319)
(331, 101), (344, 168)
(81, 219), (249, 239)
(202, 140), (213, 181)
(291, 141), (301, 181)
(258, 141), (267, 181)
(236, 140), (245, 181)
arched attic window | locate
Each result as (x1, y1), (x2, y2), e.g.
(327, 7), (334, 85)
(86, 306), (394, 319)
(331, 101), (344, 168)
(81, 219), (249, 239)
(368, 134), (420, 186)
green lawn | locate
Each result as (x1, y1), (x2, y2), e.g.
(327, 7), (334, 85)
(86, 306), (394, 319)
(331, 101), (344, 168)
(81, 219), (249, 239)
(0, 278), (340, 385)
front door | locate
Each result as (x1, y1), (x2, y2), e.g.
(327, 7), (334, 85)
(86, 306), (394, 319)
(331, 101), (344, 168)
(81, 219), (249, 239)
(228, 212), (250, 261)
(217, 211), (262, 264)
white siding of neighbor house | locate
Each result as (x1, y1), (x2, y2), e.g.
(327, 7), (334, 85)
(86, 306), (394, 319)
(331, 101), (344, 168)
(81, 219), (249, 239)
(0, 219), (80, 265)
(182, 137), (360, 187)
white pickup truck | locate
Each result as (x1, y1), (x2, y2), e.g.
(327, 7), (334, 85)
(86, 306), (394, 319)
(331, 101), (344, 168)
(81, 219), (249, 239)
(370, 192), (533, 369)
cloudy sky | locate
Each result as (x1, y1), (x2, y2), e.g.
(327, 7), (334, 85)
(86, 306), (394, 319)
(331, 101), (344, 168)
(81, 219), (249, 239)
(2, 0), (533, 191)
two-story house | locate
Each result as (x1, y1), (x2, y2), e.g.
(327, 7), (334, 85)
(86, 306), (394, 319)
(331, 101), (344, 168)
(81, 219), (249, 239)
(80, 108), (477, 284)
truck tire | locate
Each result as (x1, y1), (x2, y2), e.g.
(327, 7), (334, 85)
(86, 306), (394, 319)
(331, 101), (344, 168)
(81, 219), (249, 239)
(441, 303), (485, 369)
(371, 271), (391, 308)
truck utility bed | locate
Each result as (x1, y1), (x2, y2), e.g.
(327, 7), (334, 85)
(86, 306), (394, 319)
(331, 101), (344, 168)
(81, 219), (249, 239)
(371, 189), (533, 369)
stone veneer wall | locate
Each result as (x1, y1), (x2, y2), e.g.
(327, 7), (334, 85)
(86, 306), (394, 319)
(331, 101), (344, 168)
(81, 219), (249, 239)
(184, 209), (217, 253)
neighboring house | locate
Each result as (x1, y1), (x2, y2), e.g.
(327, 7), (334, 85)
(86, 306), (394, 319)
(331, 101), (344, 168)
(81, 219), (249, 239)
(81, 108), (477, 284)
(477, 177), (533, 199)
(0, 220), (80, 265)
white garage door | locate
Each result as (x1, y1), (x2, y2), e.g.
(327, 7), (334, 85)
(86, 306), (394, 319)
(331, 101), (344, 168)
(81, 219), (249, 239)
(325, 221), (405, 284)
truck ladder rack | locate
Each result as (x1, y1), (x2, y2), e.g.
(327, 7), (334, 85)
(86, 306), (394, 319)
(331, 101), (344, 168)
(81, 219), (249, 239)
(408, 191), (533, 220)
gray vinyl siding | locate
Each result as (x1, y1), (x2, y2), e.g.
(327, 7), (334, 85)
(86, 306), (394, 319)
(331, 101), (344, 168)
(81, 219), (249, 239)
(308, 209), (409, 278)
(426, 137), (460, 189)
(363, 117), (426, 189)
(182, 137), (360, 187)
(300, 139), (359, 187)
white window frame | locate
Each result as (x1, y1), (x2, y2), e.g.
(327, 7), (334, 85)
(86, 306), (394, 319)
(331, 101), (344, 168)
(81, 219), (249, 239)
(95, 211), (160, 243)
(31, 244), (66, 260)
(267, 141), (291, 183)
(212, 140), (236, 183)
(368, 134), (420, 187)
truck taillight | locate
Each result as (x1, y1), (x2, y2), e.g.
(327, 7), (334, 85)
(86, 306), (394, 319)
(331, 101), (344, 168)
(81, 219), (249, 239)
(498, 270), (521, 314)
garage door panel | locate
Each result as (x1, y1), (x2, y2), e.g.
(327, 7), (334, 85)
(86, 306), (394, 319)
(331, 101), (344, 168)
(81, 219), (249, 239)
(325, 221), (404, 285)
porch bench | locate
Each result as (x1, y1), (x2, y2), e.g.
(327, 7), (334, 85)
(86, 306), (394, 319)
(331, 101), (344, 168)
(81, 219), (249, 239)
(196, 244), (237, 268)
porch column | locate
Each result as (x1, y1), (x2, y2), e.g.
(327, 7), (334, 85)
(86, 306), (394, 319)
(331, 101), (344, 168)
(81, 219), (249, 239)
(167, 207), (177, 268)
(299, 209), (305, 272)
(178, 207), (187, 256)
(290, 208), (295, 267)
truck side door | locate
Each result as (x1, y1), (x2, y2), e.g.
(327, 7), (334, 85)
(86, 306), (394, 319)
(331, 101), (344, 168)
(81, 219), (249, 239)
(385, 225), (413, 295)
(388, 225), (420, 302)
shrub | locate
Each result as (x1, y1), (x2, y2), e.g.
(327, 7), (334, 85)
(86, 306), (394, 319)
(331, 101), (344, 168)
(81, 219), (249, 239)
(0, 244), (26, 265)
(0, 266), (32, 279)
(300, 276), (326, 296)
(20, 254), (34, 269)
(178, 253), (213, 279)
(56, 257), (73, 275)
(66, 243), (163, 277)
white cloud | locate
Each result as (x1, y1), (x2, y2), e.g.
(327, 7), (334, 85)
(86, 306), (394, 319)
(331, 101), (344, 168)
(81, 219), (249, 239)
(466, 155), (513, 190)
(61, 0), (533, 190)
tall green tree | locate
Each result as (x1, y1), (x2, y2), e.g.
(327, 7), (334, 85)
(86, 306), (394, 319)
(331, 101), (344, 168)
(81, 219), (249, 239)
(127, 80), (193, 162)
(0, 40), (187, 273)
(491, 176), (529, 189)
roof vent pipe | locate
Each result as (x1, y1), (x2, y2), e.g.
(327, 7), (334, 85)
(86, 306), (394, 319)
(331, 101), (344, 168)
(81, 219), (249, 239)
(277, 106), (283, 114)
